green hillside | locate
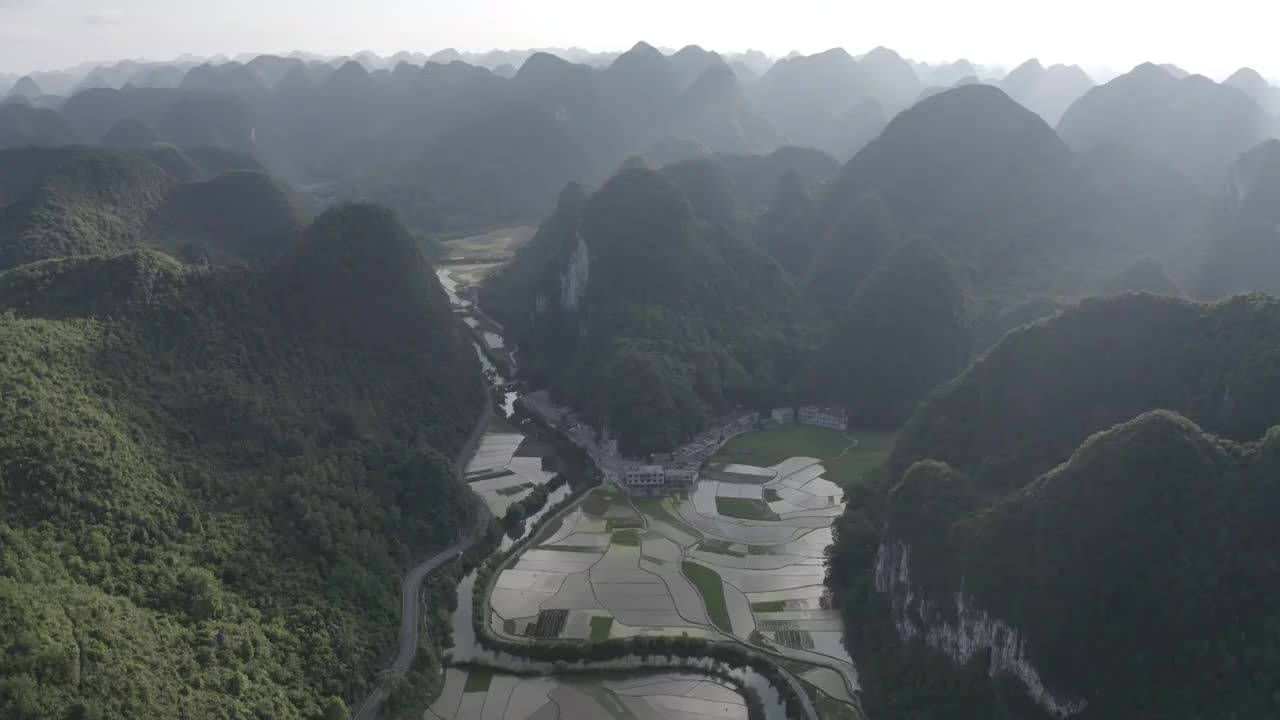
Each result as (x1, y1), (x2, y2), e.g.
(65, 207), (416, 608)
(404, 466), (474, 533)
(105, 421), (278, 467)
(888, 292), (1280, 491)
(149, 171), (307, 265)
(828, 292), (1280, 719)
(0, 147), (174, 271)
(0, 104), (80, 150)
(485, 168), (808, 454)
(868, 411), (1280, 719)
(803, 237), (970, 427)
(0, 146), (305, 271)
(0, 203), (483, 719)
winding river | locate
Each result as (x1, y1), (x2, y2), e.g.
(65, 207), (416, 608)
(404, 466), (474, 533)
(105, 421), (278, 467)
(398, 262), (812, 720)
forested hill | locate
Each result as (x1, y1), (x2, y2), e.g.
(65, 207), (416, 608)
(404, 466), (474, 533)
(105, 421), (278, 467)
(0, 202), (484, 719)
(483, 167), (809, 455)
(888, 292), (1280, 489)
(0, 145), (307, 271)
(828, 292), (1280, 719)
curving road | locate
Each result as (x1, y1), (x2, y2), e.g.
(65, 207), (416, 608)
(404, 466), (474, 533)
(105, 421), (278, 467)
(352, 402), (494, 720)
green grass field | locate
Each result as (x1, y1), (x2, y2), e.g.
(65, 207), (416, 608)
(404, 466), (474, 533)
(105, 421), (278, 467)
(611, 529), (640, 546)
(751, 600), (786, 612)
(589, 616), (614, 641)
(682, 561), (732, 633)
(714, 425), (851, 466)
(716, 497), (779, 521)
(463, 670), (493, 693)
(823, 430), (897, 487)
(714, 425), (897, 489)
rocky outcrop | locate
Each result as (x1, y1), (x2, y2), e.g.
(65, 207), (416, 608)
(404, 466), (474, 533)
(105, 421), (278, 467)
(874, 540), (1087, 718)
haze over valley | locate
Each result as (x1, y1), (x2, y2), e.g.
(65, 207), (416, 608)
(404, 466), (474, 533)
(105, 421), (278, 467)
(2, 14), (1279, 720)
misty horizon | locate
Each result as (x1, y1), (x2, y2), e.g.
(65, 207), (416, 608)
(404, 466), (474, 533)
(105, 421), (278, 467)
(3, 44), (1279, 86)
(2, 0), (1280, 78)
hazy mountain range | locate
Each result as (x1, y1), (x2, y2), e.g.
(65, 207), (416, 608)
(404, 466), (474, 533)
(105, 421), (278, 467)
(5, 42), (1276, 241)
(2, 35), (1280, 720)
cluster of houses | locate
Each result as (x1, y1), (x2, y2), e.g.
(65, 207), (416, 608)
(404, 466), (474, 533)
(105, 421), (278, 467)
(620, 405), (850, 496)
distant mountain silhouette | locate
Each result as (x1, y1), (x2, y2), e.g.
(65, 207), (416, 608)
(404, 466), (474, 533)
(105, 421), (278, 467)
(1197, 139), (1280, 297)
(180, 62), (269, 98)
(601, 42), (680, 149)
(100, 117), (161, 150)
(1058, 63), (1271, 187)
(667, 45), (728, 91)
(244, 54), (307, 88)
(752, 48), (885, 158)
(1072, 144), (1214, 278)
(0, 104), (79, 149)
(999, 58), (1095, 125)
(62, 86), (255, 154)
(511, 52), (622, 162)
(924, 59), (977, 87)
(668, 63), (783, 154)
(375, 102), (594, 233)
(859, 46), (922, 114)
(1225, 67), (1280, 113)
(824, 84), (1081, 296)
(1104, 257), (1182, 295)
(656, 145), (839, 224)
(725, 50), (774, 77)
(6, 76), (43, 99)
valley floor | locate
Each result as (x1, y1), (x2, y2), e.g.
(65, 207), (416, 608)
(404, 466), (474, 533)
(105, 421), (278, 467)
(483, 425), (886, 718)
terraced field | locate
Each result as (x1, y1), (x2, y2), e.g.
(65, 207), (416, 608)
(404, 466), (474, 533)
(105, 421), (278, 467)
(485, 427), (874, 716)
(465, 431), (558, 516)
(427, 669), (750, 720)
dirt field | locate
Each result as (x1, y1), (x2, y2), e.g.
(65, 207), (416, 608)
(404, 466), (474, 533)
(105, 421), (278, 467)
(443, 226), (537, 261)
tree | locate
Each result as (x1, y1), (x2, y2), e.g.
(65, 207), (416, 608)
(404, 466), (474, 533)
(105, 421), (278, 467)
(321, 696), (349, 720)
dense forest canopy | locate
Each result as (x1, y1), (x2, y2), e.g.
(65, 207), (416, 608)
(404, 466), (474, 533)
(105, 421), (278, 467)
(829, 292), (1280, 718)
(484, 167), (808, 454)
(0, 202), (483, 719)
(0, 145), (305, 271)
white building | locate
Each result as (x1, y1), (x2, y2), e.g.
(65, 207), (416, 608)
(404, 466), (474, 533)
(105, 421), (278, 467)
(664, 467), (699, 490)
(799, 405), (848, 431)
(771, 407), (795, 424)
(623, 465), (666, 495)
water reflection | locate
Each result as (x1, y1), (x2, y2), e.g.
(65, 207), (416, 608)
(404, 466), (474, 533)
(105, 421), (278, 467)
(437, 265), (787, 720)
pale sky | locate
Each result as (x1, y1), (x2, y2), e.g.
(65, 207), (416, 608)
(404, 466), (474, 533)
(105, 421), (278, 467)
(1, 0), (1278, 80)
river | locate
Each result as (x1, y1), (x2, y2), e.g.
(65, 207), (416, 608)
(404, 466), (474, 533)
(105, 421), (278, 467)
(426, 266), (793, 720)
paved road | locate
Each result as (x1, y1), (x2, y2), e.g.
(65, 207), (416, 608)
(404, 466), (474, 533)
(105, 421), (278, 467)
(352, 402), (494, 720)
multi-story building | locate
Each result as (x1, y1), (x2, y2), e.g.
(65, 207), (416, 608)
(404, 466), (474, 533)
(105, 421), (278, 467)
(623, 465), (666, 496)
(663, 467), (699, 491)
(799, 405), (848, 431)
